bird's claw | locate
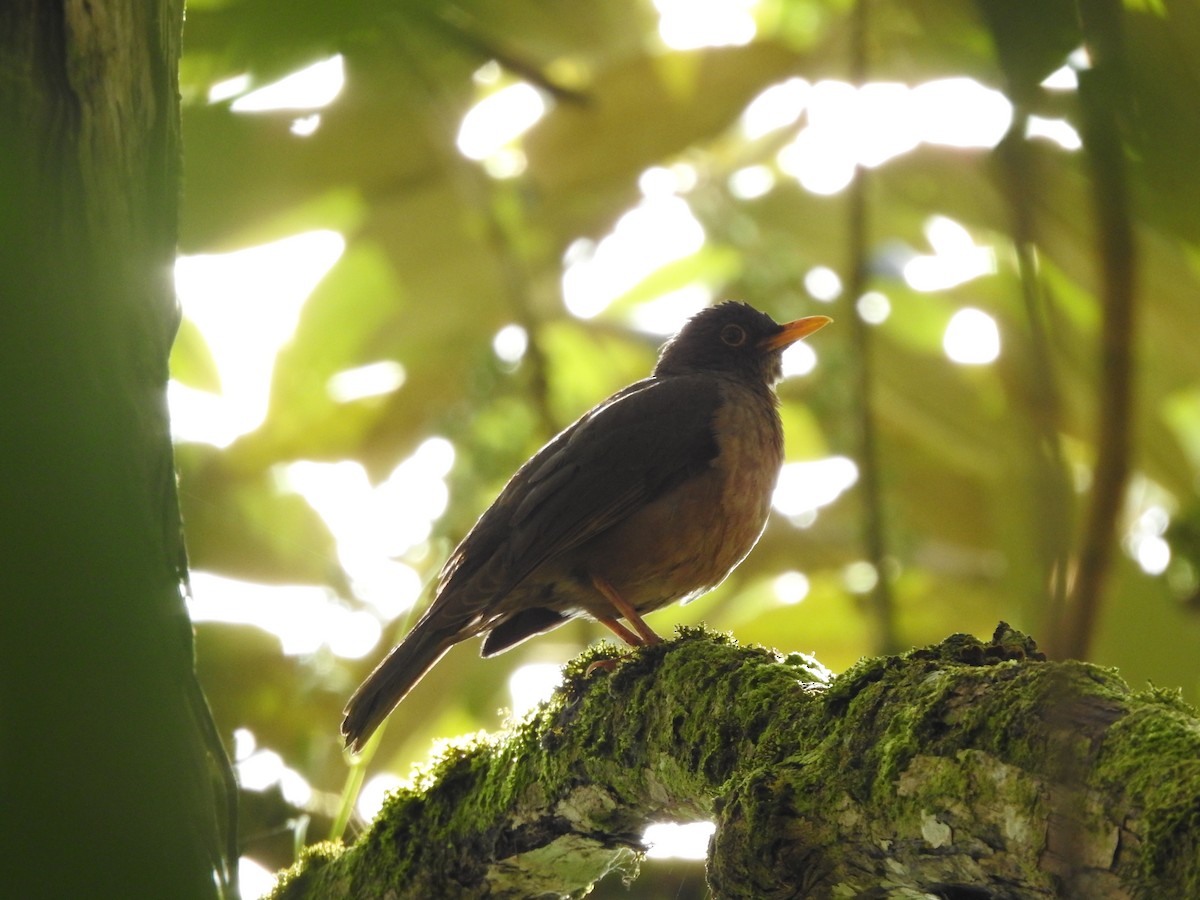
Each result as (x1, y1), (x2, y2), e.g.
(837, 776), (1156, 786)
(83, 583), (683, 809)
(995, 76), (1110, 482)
(585, 658), (620, 676)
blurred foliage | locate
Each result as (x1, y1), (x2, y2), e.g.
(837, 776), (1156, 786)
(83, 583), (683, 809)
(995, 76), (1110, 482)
(175, 0), (1200, 891)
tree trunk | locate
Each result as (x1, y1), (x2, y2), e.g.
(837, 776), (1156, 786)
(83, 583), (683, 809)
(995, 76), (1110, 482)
(275, 626), (1199, 899)
(0, 3), (232, 897)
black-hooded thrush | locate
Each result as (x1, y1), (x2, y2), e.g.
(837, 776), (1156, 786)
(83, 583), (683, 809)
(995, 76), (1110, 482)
(342, 301), (831, 750)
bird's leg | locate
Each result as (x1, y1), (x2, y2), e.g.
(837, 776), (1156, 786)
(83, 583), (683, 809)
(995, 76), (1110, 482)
(591, 575), (663, 646)
(585, 576), (664, 677)
(595, 616), (643, 647)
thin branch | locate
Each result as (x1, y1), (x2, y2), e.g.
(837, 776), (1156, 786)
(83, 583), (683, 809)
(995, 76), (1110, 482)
(395, 27), (559, 438)
(1055, 0), (1137, 660)
(845, 0), (898, 654)
(416, 3), (592, 106)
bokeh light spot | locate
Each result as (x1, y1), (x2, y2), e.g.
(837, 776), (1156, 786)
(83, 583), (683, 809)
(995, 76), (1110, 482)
(728, 165), (776, 200)
(773, 570), (810, 605)
(357, 773), (404, 822)
(562, 196), (705, 319)
(804, 266), (842, 302)
(457, 82), (547, 161)
(172, 230), (345, 446)
(327, 361), (406, 403)
(856, 291), (891, 324)
(741, 78), (809, 139)
(843, 560), (879, 594)
(773, 457), (859, 520)
(943, 308), (1000, 365)
(231, 56), (344, 112)
(509, 663), (563, 717)
(655, 0), (756, 49)
(493, 324), (529, 364)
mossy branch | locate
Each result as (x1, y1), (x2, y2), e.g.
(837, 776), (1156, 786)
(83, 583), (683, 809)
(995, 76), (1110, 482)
(273, 626), (1199, 899)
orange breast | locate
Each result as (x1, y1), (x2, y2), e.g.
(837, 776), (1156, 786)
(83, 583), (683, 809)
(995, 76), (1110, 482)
(576, 381), (783, 616)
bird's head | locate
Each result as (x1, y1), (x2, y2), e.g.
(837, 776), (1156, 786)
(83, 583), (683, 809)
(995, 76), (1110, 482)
(653, 301), (832, 385)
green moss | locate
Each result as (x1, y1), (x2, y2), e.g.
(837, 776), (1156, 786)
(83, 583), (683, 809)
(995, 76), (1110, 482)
(822, 652), (897, 712)
(267, 841), (345, 899)
(1094, 699), (1200, 896)
(802, 629), (1117, 818)
(1135, 683), (1198, 718)
(779, 649), (834, 685)
(287, 627), (1200, 897)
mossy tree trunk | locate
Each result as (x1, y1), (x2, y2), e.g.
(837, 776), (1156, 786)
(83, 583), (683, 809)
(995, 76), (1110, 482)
(0, 3), (232, 897)
(275, 627), (1198, 899)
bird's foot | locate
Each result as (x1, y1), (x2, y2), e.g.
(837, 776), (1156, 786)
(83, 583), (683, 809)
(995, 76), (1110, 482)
(585, 657), (620, 677)
(592, 576), (665, 647)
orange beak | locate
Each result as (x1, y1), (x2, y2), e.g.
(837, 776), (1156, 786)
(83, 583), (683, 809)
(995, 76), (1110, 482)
(761, 315), (833, 351)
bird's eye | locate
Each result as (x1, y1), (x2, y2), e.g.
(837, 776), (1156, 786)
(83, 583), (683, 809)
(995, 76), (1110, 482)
(720, 324), (747, 347)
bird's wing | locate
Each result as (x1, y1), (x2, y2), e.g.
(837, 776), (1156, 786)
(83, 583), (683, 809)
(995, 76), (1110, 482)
(342, 376), (721, 748)
(435, 373), (723, 619)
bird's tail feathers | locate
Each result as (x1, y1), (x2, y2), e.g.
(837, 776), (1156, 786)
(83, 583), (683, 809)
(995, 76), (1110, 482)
(341, 624), (455, 753)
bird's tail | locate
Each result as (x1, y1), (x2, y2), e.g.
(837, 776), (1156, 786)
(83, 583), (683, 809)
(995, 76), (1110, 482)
(341, 623), (455, 752)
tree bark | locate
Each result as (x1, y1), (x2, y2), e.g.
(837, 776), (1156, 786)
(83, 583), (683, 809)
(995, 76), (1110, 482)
(274, 626), (1199, 899)
(0, 3), (232, 897)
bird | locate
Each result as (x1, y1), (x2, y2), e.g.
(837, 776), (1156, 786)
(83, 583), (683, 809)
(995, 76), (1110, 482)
(342, 301), (831, 751)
